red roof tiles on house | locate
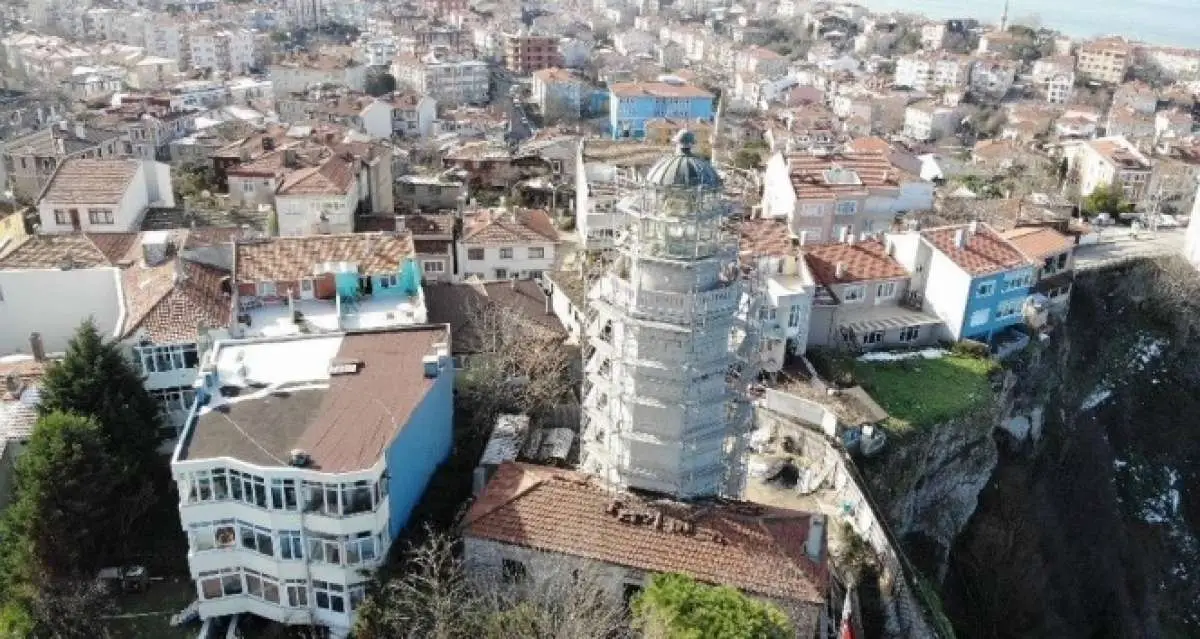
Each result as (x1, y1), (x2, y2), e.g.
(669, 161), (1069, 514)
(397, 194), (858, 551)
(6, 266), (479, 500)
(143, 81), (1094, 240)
(803, 239), (909, 284)
(233, 233), (414, 283)
(462, 209), (558, 246)
(0, 233), (139, 269)
(922, 224), (1029, 276)
(39, 159), (140, 205)
(464, 462), (829, 603)
(126, 261), (232, 343)
(739, 218), (795, 258)
(786, 152), (901, 201)
(1000, 226), (1075, 260)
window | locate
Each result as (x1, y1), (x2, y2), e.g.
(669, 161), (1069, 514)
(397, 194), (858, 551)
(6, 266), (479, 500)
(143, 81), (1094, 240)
(190, 520), (236, 551)
(975, 281), (995, 297)
(499, 247), (514, 259)
(527, 246), (545, 259)
(899, 326), (920, 342)
(239, 521), (275, 557)
(229, 470), (268, 508)
(996, 298), (1023, 320)
(257, 281), (277, 297)
(244, 569), (280, 604)
(135, 344), (199, 375)
(314, 580), (345, 613)
(54, 209), (70, 225)
(842, 285), (866, 303)
(279, 530), (304, 560)
(1002, 271), (1033, 292)
(378, 274), (398, 289)
(835, 200), (858, 215)
(345, 532), (378, 565)
(308, 533), (342, 565)
(349, 584), (367, 611)
(875, 281), (897, 299)
(494, 268), (508, 279)
(502, 559), (527, 582)
(270, 482), (297, 511)
(467, 248), (484, 260)
(87, 208), (114, 224)
(285, 580), (309, 608)
(758, 306), (777, 321)
(241, 180), (255, 193)
(863, 330), (884, 345)
(423, 260), (445, 273)
(788, 304), (804, 328)
(341, 481), (374, 515)
(198, 568), (242, 600)
(969, 309), (989, 327)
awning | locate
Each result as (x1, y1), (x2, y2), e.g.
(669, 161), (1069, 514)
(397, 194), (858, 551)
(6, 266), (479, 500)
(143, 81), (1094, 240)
(840, 307), (942, 335)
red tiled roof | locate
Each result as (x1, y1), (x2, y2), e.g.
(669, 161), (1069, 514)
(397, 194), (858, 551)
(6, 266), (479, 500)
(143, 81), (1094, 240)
(462, 209), (558, 246)
(922, 224), (1029, 276)
(739, 218), (795, 258)
(39, 159), (140, 205)
(463, 462), (829, 603)
(276, 154), (357, 196)
(803, 239), (908, 284)
(126, 261), (231, 343)
(0, 233), (138, 269)
(1000, 226), (1075, 260)
(786, 152), (900, 201)
(234, 233), (414, 283)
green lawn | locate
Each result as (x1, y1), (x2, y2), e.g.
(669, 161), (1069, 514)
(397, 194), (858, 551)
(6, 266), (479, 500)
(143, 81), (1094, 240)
(853, 354), (997, 432)
(103, 578), (198, 639)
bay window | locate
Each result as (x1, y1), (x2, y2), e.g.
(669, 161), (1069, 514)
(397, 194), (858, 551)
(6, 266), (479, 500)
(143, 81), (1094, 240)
(313, 580), (346, 613)
(239, 522), (275, 557)
(285, 580), (308, 608)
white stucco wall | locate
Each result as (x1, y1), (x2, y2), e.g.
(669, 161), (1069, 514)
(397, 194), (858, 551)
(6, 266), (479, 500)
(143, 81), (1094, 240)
(0, 267), (124, 355)
(761, 152), (796, 219)
(275, 190), (357, 237)
(456, 243), (557, 281)
(922, 248), (972, 340)
(37, 162), (150, 233)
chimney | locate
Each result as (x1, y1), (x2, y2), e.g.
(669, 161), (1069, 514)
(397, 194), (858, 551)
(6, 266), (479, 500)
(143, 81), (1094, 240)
(395, 215), (406, 232)
(835, 262), (847, 279)
(284, 149), (298, 168)
(30, 332), (45, 362)
(846, 233), (857, 246)
(798, 230), (809, 246)
(806, 514), (826, 561)
(968, 220), (979, 236)
(73, 121), (87, 140)
(837, 226), (849, 242)
(422, 354), (440, 378)
(954, 228), (967, 249)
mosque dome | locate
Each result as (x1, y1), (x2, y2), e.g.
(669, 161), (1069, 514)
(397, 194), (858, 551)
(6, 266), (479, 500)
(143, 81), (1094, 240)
(644, 129), (722, 189)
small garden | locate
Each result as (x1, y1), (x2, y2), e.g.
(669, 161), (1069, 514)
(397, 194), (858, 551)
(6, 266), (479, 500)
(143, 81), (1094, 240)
(809, 346), (998, 433)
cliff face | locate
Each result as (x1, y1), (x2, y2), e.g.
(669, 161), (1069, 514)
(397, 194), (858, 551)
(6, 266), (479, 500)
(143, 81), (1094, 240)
(861, 258), (1200, 639)
(939, 259), (1200, 639)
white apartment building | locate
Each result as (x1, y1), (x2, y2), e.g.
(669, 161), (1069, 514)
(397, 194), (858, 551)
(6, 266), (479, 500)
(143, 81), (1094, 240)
(1065, 135), (1153, 202)
(457, 208), (559, 281)
(171, 326), (453, 638)
(740, 219), (816, 370)
(969, 60), (1017, 98)
(270, 56), (367, 93)
(1076, 37), (1133, 84)
(37, 159), (174, 234)
(894, 53), (971, 93)
(1144, 46), (1200, 80)
(904, 102), (958, 141)
(391, 57), (489, 106)
(1045, 73), (1075, 105)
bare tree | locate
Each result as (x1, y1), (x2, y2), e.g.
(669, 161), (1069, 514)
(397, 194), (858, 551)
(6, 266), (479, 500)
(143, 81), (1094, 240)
(455, 291), (578, 435)
(353, 532), (632, 639)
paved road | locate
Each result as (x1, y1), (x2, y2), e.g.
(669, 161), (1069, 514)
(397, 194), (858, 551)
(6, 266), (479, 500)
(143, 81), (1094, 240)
(1074, 227), (1188, 270)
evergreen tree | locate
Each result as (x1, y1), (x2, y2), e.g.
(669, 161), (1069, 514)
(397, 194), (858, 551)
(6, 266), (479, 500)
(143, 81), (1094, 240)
(37, 319), (163, 476)
(0, 412), (123, 582)
(633, 573), (793, 639)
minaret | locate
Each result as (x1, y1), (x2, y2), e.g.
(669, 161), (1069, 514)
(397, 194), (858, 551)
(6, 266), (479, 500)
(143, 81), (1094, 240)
(999, 0), (1010, 32)
(580, 130), (750, 499)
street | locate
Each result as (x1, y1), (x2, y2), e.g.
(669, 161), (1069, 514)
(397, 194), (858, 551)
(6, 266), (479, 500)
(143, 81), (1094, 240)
(1074, 227), (1188, 271)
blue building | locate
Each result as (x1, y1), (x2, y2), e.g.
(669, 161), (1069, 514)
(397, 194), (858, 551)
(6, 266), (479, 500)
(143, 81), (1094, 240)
(608, 81), (715, 139)
(889, 222), (1034, 347)
(170, 325), (454, 638)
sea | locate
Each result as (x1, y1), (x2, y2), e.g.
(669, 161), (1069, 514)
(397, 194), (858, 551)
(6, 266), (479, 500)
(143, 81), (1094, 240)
(846, 0), (1200, 49)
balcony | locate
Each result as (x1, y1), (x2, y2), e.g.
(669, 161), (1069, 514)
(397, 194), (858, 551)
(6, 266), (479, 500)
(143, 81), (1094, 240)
(596, 275), (740, 323)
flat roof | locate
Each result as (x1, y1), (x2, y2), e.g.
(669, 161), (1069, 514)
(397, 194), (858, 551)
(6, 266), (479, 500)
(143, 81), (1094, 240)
(177, 326), (449, 472)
